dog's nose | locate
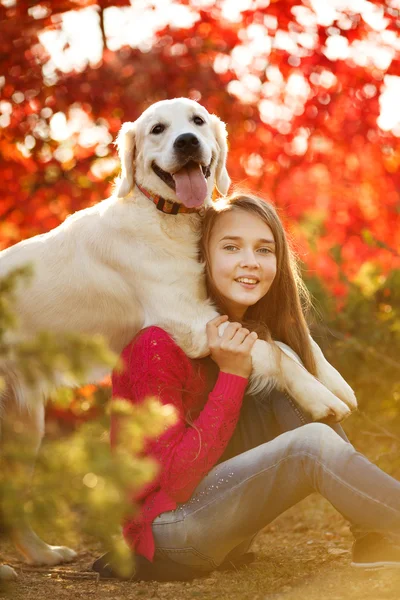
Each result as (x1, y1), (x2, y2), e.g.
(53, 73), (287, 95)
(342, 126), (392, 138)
(174, 133), (200, 153)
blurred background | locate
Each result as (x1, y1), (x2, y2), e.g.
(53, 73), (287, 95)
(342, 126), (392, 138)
(1, 0), (399, 456)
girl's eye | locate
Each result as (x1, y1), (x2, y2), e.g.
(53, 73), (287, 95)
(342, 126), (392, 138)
(151, 123), (166, 135)
(193, 115), (205, 126)
(223, 245), (238, 251)
(258, 247), (272, 254)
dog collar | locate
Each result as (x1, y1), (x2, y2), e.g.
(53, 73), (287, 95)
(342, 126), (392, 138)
(135, 182), (200, 215)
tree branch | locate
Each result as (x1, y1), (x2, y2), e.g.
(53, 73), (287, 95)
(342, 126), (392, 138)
(99, 7), (107, 52)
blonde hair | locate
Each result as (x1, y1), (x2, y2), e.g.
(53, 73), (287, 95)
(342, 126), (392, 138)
(200, 193), (317, 376)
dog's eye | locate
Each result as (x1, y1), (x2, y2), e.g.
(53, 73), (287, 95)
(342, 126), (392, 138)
(151, 124), (166, 135)
(193, 116), (205, 126)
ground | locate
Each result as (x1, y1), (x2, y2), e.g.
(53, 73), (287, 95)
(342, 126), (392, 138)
(2, 494), (400, 600)
(2, 412), (400, 599)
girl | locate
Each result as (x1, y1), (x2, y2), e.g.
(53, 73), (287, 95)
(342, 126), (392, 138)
(94, 194), (400, 580)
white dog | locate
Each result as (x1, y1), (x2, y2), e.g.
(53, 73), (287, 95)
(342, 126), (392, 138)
(0, 98), (357, 578)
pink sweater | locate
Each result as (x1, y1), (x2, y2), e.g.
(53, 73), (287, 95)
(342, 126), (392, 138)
(110, 326), (248, 561)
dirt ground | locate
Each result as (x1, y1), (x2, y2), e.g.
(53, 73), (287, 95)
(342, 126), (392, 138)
(2, 494), (400, 600)
(2, 413), (400, 600)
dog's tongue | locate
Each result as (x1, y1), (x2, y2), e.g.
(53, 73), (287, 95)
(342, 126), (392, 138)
(172, 163), (207, 208)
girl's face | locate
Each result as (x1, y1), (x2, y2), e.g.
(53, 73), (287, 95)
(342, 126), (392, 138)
(208, 209), (277, 320)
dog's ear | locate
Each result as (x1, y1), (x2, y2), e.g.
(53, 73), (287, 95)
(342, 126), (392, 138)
(210, 114), (231, 196)
(114, 121), (137, 198)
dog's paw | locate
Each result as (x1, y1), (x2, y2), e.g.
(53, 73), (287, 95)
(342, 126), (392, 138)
(317, 366), (358, 411)
(310, 339), (357, 411)
(49, 545), (77, 562)
(25, 545), (77, 566)
(0, 564), (18, 580)
(307, 392), (351, 423)
(328, 381), (357, 412)
(288, 368), (352, 423)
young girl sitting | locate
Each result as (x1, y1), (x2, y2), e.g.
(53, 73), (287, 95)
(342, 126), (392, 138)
(94, 193), (400, 580)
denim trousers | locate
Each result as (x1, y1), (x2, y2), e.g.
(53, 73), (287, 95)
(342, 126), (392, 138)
(152, 389), (400, 571)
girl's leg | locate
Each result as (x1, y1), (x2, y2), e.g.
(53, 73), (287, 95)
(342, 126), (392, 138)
(216, 389), (349, 559)
(152, 423), (400, 569)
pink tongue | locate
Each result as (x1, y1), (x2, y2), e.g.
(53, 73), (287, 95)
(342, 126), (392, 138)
(172, 163), (208, 208)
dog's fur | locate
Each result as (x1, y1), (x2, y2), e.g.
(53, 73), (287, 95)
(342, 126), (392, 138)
(0, 98), (357, 576)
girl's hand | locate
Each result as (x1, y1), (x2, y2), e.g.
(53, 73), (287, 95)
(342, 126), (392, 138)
(206, 315), (258, 379)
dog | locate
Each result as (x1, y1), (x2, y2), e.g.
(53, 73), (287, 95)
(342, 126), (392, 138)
(0, 98), (357, 578)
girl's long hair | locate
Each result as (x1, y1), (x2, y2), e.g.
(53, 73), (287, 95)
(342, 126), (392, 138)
(200, 193), (317, 376)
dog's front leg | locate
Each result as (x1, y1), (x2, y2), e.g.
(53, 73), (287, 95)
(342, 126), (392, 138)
(157, 303), (220, 359)
(2, 400), (76, 566)
(308, 336), (357, 411)
(160, 312), (351, 422)
(249, 339), (352, 422)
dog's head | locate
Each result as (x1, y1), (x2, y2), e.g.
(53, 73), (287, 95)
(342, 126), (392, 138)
(115, 98), (230, 208)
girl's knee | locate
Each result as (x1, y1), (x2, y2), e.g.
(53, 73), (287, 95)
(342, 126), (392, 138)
(290, 422), (344, 454)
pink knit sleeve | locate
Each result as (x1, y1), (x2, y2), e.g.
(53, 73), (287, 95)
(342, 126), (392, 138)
(112, 326), (248, 503)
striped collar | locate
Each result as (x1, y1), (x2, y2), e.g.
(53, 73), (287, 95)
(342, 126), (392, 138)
(135, 182), (200, 215)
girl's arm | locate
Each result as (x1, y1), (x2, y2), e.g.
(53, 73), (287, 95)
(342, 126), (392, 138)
(111, 326), (248, 503)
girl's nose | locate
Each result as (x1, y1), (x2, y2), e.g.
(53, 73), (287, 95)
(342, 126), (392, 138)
(240, 250), (260, 268)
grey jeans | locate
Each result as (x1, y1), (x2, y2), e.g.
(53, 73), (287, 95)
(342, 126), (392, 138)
(152, 390), (400, 571)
